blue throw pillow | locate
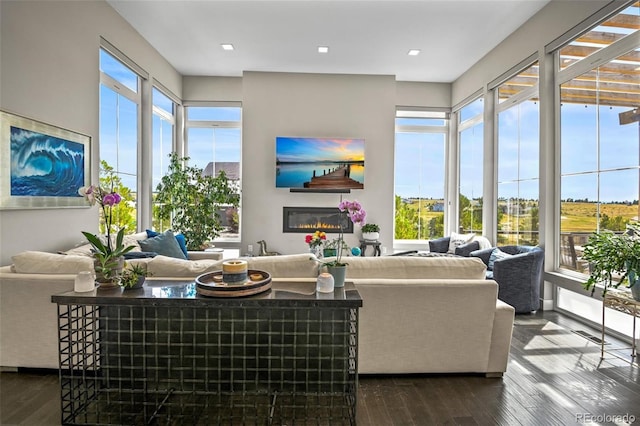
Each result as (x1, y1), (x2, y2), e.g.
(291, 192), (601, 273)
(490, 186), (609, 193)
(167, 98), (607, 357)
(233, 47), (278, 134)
(146, 229), (188, 258)
(488, 247), (513, 271)
(139, 230), (187, 260)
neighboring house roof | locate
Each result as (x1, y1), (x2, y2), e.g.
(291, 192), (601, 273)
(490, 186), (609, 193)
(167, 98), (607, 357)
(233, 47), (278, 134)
(203, 162), (240, 180)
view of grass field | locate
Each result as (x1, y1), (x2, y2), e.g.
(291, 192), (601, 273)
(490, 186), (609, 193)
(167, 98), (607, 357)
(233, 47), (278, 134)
(560, 202), (639, 232)
(396, 198), (639, 243)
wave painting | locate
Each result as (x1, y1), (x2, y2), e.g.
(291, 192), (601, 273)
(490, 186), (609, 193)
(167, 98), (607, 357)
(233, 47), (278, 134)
(10, 126), (85, 197)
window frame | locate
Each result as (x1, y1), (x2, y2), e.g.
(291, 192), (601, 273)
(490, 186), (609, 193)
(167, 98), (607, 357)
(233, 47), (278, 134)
(393, 108), (450, 248)
(184, 102), (243, 245)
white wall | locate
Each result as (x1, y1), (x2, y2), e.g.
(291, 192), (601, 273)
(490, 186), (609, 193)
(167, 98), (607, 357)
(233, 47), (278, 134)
(241, 72), (397, 255)
(0, 0), (181, 265)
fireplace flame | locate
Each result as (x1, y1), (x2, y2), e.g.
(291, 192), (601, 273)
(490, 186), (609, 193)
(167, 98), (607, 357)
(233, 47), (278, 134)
(294, 221), (340, 230)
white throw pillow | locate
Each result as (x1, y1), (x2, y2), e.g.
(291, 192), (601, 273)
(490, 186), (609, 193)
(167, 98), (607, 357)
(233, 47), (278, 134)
(447, 232), (475, 254)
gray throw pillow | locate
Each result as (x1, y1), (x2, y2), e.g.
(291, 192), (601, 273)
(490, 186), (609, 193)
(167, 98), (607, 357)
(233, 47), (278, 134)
(488, 247), (513, 270)
(138, 230), (187, 260)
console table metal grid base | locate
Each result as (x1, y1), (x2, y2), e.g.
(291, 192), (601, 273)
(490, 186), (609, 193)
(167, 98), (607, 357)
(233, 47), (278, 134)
(56, 303), (358, 425)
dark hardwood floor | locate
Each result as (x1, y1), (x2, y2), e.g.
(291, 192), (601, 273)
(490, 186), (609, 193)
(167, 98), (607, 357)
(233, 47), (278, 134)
(1, 310), (638, 425)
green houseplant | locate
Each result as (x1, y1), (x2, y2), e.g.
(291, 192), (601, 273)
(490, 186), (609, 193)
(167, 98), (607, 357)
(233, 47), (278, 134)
(154, 153), (240, 250)
(119, 263), (151, 289)
(361, 223), (380, 233)
(361, 223), (380, 241)
(79, 175), (136, 286)
(582, 221), (640, 301)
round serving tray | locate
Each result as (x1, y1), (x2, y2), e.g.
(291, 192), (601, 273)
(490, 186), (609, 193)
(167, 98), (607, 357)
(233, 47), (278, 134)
(195, 269), (272, 297)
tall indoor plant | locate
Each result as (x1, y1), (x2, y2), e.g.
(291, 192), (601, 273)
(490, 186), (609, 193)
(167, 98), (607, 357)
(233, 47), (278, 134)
(154, 153), (240, 250)
(582, 221), (640, 301)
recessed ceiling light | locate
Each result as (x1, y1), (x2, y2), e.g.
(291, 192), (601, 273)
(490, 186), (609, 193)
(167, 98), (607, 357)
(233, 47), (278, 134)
(318, 46), (329, 53)
(408, 49), (421, 56)
(221, 44), (234, 51)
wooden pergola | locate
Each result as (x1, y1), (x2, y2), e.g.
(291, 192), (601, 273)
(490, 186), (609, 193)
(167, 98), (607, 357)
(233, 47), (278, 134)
(498, 2), (639, 109)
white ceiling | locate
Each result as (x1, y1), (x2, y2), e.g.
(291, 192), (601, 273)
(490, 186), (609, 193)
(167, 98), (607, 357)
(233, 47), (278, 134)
(107, 0), (551, 83)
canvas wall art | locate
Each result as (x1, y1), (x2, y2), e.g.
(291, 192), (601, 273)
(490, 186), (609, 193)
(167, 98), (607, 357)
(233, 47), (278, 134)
(275, 137), (365, 190)
(0, 110), (91, 209)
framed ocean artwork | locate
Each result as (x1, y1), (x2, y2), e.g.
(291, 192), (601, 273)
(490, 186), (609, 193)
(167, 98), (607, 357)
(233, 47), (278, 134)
(0, 110), (91, 209)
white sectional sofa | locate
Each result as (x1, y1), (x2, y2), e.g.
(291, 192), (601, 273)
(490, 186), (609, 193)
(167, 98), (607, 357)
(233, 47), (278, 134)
(0, 252), (514, 377)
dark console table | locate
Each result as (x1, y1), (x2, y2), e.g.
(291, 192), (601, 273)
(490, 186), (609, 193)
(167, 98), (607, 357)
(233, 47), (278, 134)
(51, 280), (362, 425)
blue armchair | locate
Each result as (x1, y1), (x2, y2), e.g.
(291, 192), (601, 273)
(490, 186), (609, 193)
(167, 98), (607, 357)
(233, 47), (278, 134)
(471, 245), (544, 314)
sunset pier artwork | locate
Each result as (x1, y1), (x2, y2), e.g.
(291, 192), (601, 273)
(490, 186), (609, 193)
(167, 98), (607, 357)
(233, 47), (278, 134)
(275, 137), (365, 190)
(303, 164), (364, 189)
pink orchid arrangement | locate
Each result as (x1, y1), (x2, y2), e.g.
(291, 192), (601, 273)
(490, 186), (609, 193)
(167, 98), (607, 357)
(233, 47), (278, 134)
(79, 184), (134, 280)
(330, 199), (366, 266)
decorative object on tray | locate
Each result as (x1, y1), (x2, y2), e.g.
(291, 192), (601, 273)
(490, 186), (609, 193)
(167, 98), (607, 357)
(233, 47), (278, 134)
(79, 171), (135, 287)
(582, 221), (640, 301)
(154, 153), (240, 250)
(195, 269), (272, 297)
(120, 263), (150, 290)
(316, 272), (334, 293)
(74, 271), (96, 293)
(306, 230), (326, 258)
(221, 259), (249, 283)
(257, 239), (281, 256)
(361, 223), (380, 241)
(314, 198), (367, 288)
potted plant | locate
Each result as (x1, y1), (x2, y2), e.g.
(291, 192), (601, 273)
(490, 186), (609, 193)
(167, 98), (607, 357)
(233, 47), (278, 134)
(154, 153), (240, 250)
(79, 181), (136, 287)
(119, 263), (151, 290)
(582, 221), (640, 301)
(313, 199), (366, 288)
(362, 223), (380, 241)
(323, 237), (349, 258)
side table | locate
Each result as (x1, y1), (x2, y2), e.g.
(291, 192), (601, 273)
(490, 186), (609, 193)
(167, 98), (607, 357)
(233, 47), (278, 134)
(601, 289), (639, 362)
(359, 239), (381, 256)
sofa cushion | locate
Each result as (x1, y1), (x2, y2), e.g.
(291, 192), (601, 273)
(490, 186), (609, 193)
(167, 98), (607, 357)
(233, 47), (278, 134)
(146, 255), (223, 277)
(337, 256), (487, 280)
(12, 251), (94, 274)
(488, 247), (513, 271)
(146, 229), (188, 258)
(139, 230), (186, 260)
(447, 232), (475, 254)
(245, 254), (319, 278)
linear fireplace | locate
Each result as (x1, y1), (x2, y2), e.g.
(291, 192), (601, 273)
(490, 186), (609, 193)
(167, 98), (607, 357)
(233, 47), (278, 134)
(283, 207), (354, 234)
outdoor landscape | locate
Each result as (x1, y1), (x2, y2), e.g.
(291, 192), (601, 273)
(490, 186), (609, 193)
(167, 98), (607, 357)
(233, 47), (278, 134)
(394, 196), (639, 245)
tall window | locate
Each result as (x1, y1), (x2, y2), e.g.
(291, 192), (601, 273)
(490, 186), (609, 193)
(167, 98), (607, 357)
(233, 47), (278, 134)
(558, 4), (639, 274)
(458, 97), (484, 234)
(496, 62), (540, 246)
(185, 105), (242, 241)
(558, 11), (640, 273)
(99, 47), (141, 232)
(554, 4), (639, 337)
(151, 87), (176, 231)
(394, 110), (448, 241)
